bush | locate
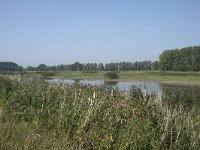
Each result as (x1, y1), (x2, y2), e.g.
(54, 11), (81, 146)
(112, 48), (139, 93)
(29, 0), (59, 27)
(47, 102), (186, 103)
(104, 71), (119, 79)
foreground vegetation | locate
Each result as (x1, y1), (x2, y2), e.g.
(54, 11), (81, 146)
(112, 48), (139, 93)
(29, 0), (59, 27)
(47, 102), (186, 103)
(0, 75), (200, 149)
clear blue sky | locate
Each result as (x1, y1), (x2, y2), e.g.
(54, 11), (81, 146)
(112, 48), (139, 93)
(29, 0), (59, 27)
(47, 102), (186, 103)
(0, 0), (200, 67)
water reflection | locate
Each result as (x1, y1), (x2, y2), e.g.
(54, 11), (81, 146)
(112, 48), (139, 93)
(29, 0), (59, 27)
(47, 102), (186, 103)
(104, 81), (118, 86)
(74, 79), (82, 83)
(79, 79), (104, 87)
(46, 78), (162, 95)
(46, 78), (200, 95)
(46, 78), (75, 84)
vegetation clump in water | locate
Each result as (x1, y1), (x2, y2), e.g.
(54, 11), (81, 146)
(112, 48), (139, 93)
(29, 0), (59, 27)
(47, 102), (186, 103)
(104, 71), (119, 80)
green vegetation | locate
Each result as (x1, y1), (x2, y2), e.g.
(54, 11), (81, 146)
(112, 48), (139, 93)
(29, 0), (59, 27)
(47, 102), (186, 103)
(0, 62), (23, 71)
(0, 75), (200, 149)
(0, 45), (199, 149)
(1, 46), (200, 73)
(119, 71), (200, 85)
(55, 71), (200, 85)
(160, 46), (200, 71)
(56, 71), (104, 80)
(104, 71), (119, 79)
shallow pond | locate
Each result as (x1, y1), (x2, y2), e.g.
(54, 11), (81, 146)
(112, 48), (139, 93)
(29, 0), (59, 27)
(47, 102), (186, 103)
(46, 78), (199, 94)
(46, 78), (162, 94)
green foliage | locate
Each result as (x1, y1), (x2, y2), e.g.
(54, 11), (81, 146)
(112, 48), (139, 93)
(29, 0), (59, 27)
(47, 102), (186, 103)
(152, 61), (159, 70)
(1, 45), (200, 72)
(0, 62), (23, 71)
(104, 71), (119, 79)
(37, 64), (47, 71)
(159, 46), (200, 71)
(0, 76), (200, 149)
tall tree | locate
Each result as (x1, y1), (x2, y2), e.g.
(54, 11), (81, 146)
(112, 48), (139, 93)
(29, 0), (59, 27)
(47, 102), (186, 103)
(159, 46), (200, 71)
(37, 64), (47, 71)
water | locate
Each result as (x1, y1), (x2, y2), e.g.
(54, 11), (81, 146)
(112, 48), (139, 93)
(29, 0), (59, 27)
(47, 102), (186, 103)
(47, 78), (76, 84)
(46, 78), (163, 95)
(47, 78), (200, 94)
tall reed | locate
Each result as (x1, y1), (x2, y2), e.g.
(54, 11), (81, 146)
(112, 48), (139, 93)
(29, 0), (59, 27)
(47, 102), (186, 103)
(0, 75), (199, 149)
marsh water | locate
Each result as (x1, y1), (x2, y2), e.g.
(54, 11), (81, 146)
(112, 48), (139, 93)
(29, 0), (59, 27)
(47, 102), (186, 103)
(46, 78), (200, 95)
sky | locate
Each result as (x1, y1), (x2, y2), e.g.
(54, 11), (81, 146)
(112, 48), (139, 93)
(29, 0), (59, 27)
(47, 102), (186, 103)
(0, 0), (200, 67)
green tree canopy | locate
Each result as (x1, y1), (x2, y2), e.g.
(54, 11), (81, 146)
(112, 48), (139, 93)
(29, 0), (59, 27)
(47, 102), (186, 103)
(159, 46), (200, 71)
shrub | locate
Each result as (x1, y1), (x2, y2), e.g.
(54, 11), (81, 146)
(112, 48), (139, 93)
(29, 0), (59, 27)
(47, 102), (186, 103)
(104, 71), (119, 79)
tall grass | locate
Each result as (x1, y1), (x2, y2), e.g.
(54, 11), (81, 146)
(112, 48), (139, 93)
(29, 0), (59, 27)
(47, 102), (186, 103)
(0, 75), (199, 149)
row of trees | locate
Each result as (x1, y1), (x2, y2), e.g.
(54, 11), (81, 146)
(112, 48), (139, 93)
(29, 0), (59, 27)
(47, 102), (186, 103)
(0, 62), (23, 71)
(1, 46), (199, 72)
(25, 61), (159, 71)
(159, 46), (200, 71)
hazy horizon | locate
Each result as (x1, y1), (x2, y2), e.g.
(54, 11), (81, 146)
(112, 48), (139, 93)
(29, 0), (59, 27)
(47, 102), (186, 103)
(1, 0), (200, 67)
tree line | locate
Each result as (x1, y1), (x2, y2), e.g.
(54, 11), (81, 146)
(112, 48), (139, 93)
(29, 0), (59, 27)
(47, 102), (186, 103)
(0, 62), (23, 71)
(0, 61), (159, 72)
(159, 46), (200, 71)
(0, 46), (199, 72)
(24, 61), (159, 71)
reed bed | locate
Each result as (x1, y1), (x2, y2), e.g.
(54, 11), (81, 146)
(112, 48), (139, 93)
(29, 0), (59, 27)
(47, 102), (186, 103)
(0, 75), (199, 149)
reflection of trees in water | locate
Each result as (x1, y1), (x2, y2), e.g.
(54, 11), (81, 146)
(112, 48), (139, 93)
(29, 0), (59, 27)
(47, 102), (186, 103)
(104, 81), (118, 86)
(74, 79), (81, 83)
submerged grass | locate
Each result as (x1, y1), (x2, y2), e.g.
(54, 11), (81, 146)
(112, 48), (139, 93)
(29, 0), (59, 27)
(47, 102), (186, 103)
(0, 75), (200, 149)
